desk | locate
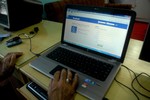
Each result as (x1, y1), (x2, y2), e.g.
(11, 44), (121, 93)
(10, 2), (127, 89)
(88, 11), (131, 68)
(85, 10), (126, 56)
(124, 39), (150, 75)
(0, 20), (62, 83)
(19, 21), (150, 100)
(0, 20), (62, 68)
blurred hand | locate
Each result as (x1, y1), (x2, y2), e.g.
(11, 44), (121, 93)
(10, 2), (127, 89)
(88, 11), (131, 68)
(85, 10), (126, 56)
(0, 52), (23, 81)
(48, 69), (78, 100)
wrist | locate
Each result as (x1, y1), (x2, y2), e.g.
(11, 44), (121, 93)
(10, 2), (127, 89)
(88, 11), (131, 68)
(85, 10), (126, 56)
(0, 66), (5, 82)
(0, 60), (3, 81)
(0, 77), (9, 87)
(0, 62), (14, 82)
(0, 74), (6, 82)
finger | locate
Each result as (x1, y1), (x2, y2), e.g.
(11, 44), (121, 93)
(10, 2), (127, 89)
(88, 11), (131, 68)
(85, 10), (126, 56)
(49, 78), (54, 89)
(67, 70), (73, 81)
(2, 55), (11, 66)
(72, 73), (78, 89)
(53, 71), (60, 82)
(5, 52), (23, 58)
(48, 78), (54, 95)
(60, 69), (67, 81)
(14, 52), (23, 58)
(10, 54), (17, 66)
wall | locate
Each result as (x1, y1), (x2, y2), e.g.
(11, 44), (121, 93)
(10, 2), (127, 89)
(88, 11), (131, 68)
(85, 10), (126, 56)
(40, 0), (60, 19)
(40, 0), (59, 4)
(41, 0), (108, 4)
(115, 0), (150, 22)
(40, 0), (150, 22)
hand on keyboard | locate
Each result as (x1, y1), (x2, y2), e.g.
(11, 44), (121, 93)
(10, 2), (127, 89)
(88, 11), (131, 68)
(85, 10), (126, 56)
(48, 69), (78, 100)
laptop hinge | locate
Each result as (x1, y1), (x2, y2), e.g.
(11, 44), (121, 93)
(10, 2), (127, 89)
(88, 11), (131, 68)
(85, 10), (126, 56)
(62, 43), (68, 46)
(108, 59), (117, 63)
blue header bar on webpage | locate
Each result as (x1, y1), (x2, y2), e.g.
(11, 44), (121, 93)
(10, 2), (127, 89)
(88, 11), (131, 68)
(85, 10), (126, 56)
(67, 15), (128, 29)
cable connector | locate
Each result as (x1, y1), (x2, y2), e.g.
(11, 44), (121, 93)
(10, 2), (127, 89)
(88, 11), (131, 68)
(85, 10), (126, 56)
(24, 34), (30, 38)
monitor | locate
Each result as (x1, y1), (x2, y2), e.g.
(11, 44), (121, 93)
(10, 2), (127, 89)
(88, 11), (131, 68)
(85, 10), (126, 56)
(0, 0), (9, 28)
(139, 23), (150, 62)
(0, 0), (43, 31)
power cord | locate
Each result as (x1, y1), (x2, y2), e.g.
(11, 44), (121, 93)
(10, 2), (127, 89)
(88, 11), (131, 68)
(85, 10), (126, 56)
(115, 72), (140, 100)
(122, 65), (150, 95)
(18, 27), (40, 57)
(131, 72), (150, 98)
(18, 27), (39, 39)
(114, 78), (139, 100)
(24, 34), (40, 57)
(115, 64), (150, 100)
(132, 72), (150, 92)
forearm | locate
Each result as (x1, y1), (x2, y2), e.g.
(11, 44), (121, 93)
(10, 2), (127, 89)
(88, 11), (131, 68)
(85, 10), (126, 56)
(0, 58), (15, 82)
(0, 64), (11, 87)
(0, 59), (9, 86)
(0, 60), (3, 81)
(0, 60), (5, 81)
(0, 60), (7, 87)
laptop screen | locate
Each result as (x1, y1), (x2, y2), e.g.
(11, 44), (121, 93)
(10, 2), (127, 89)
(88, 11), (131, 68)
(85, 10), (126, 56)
(63, 5), (135, 61)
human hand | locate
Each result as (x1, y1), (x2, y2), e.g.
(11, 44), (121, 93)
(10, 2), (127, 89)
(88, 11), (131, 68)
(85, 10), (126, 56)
(0, 52), (23, 81)
(48, 69), (78, 100)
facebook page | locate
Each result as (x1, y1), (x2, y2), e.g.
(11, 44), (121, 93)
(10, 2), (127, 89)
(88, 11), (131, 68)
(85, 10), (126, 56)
(64, 9), (131, 59)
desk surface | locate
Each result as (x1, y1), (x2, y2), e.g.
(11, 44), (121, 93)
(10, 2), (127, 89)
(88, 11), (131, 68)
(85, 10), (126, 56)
(0, 20), (62, 68)
(124, 39), (150, 74)
(19, 21), (150, 100)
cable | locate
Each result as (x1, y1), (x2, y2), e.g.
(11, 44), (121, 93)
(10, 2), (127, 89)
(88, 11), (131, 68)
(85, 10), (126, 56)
(131, 72), (150, 99)
(121, 65), (136, 77)
(24, 34), (40, 57)
(17, 27), (40, 57)
(18, 31), (37, 39)
(18, 27), (39, 39)
(114, 77), (140, 100)
(121, 65), (150, 99)
(133, 72), (150, 92)
(122, 65), (150, 92)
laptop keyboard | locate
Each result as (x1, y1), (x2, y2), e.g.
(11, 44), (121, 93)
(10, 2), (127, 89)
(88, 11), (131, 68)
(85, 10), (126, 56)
(46, 47), (113, 81)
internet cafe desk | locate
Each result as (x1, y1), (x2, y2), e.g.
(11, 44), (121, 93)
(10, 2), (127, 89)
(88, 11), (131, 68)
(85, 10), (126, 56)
(0, 20), (62, 68)
(19, 38), (150, 99)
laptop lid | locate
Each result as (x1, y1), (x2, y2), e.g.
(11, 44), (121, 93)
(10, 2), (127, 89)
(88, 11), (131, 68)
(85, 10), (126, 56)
(61, 4), (136, 63)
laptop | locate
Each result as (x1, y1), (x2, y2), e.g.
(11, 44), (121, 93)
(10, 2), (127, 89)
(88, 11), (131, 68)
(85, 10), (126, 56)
(29, 4), (136, 100)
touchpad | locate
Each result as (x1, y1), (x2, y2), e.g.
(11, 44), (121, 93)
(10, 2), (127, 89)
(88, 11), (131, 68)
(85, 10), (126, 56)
(49, 65), (65, 75)
(49, 65), (75, 76)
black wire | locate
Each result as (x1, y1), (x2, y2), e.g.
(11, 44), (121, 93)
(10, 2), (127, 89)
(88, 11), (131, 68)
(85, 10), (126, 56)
(134, 72), (150, 92)
(121, 65), (150, 99)
(131, 72), (150, 99)
(114, 77), (140, 100)
(122, 65), (150, 92)
(121, 65), (136, 77)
